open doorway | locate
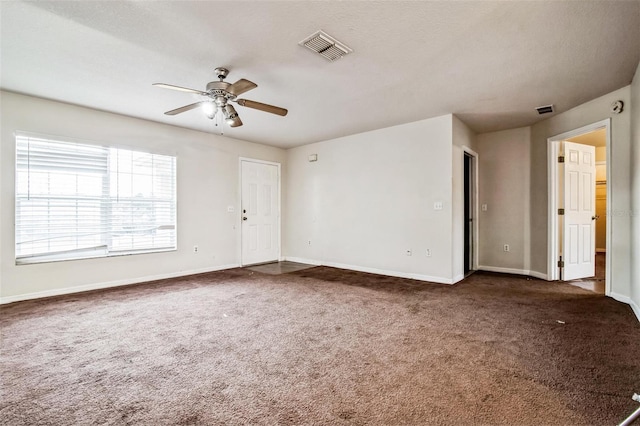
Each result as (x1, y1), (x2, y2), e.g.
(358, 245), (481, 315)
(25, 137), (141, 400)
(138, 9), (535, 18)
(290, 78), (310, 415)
(463, 148), (478, 276)
(563, 129), (607, 292)
(547, 120), (610, 295)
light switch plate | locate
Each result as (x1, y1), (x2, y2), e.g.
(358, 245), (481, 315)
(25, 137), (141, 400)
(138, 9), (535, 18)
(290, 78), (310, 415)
(434, 201), (443, 210)
(227, 206), (235, 213)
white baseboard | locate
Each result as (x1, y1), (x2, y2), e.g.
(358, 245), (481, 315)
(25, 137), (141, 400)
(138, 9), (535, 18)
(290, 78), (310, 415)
(609, 292), (640, 323)
(479, 265), (528, 276)
(477, 266), (548, 281)
(283, 257), (453, 284)
(0, 263), (240, 305)
(631, 298), (640, 323)
(324, 261), (454, 284)
(528, 270), (549, 280)
(606, 292), (629, 304)
(282, 256), (322, 266)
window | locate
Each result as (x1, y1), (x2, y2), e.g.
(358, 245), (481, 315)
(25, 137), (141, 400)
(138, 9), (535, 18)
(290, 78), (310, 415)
(15, 134), (176, 264)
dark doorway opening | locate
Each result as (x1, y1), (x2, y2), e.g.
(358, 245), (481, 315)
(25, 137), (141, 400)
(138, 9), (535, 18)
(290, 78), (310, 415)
(464, 152), (474, 275)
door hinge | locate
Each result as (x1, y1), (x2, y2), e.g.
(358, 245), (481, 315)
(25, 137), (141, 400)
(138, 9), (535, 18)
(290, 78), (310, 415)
(558, 208), (565, 215)
(558, 156), (565, 163)
(557, 258), (564, 268)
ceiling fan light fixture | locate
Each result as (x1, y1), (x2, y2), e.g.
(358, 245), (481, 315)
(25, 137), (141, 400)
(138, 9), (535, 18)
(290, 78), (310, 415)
(224, 104), (238, 117)
(228, 116), (243, 127)
(154, 67), (285, 129)
(202, 102), (216, 119)
(224, 104), (242, 127)
(299, 30), (352, 61)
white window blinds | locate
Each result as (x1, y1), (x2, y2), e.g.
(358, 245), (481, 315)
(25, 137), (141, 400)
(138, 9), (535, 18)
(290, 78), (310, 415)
(15, 134), (176, 264)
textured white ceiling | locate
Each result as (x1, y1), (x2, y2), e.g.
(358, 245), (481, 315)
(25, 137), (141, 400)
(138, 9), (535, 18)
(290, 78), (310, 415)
(1, 1), (639, 148)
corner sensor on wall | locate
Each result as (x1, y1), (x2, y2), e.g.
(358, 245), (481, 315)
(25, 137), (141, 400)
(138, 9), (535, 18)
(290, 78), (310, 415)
(611, 100), (624, 114)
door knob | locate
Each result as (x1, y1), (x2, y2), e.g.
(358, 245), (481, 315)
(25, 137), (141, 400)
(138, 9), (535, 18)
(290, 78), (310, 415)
(592, 215), (599, 220)
(243, 217), (248, 221)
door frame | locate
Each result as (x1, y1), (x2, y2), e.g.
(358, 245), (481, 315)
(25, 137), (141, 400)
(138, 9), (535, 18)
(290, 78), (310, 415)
(546, 119), (611, 294)
(463, 146), (479, 273)
(238, 157), (282, 266)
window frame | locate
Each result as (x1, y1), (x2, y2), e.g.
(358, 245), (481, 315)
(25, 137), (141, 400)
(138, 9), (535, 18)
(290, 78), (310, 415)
(14, 132), (178, 265)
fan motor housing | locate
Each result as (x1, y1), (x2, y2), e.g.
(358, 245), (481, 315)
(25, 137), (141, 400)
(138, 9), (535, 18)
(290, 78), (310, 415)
(205, 81), (236, 104)
(206, 81), (231, 93)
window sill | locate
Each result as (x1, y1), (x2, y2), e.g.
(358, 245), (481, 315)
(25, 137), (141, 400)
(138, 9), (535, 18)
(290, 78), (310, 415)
(16, 247), (177, 266)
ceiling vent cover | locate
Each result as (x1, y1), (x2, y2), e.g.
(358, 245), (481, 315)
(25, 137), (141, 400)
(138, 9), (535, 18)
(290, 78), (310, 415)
(536, 104), (555, 115)
(299, 30), (352, 61)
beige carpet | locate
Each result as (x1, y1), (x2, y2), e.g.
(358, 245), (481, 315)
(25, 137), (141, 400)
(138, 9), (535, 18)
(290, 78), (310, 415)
(1, 267), (639, 425)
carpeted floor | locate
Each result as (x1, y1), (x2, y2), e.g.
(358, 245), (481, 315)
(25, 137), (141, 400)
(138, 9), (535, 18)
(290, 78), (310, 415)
(1, 267), (639, 425)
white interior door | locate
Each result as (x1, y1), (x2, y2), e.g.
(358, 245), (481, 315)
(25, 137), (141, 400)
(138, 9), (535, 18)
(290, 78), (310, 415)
(241, 160), (280, 265)
(562, 141), (596, 280)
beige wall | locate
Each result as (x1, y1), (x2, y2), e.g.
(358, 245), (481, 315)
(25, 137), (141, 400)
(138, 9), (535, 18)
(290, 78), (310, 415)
(3, 70), (639, 318)
(0, 91), (286, 301)
(630, 61), (640, 318)
(529, 86), (632, 299)
(283, 115), (459, 283)
(476, 127), (531, 273)
(475, 84), (636, 314)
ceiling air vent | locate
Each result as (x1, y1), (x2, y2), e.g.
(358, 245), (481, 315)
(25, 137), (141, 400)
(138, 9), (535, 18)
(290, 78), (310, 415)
(299, 30), (352, 61)
(536, 104), (554, 115)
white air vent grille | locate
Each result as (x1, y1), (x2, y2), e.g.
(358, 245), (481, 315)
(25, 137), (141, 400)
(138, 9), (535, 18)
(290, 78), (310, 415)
(300, 30), (352, 61)
(536, 104), (554, 115)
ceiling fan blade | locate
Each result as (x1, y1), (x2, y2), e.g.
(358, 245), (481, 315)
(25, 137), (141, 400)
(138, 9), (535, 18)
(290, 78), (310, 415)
(227, 79), (258, 96)
(164, 101), (206, 115)
(236, 99), (288, 116)
(153, 83), (207, 96)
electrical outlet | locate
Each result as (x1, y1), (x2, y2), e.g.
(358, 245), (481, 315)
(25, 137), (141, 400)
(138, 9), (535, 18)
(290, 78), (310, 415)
(406, 249), (412, 256)
(426, 249), (432, 257)
(193, 245), (199, 253)
(503, 244), (509, 252)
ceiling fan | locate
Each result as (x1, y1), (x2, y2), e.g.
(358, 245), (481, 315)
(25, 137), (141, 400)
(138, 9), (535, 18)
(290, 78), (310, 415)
(153, 67), (287, 128)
